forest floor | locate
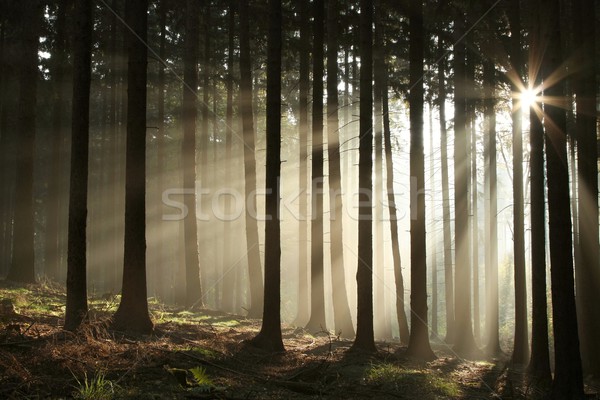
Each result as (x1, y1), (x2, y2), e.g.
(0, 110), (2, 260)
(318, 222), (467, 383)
(0, 280), (598, 399)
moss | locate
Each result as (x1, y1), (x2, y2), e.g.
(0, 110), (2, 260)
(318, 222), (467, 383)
(366, 363), (463, 399)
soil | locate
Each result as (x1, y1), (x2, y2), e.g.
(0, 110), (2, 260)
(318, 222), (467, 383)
(0, 280), (595, 399)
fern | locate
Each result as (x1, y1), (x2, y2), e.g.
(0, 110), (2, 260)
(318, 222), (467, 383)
(188, 366), (213, 388)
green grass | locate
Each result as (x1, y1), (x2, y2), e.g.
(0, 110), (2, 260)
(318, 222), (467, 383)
(72, 371), (117, 400)
(366, 363), (462, 399)
(189, 346), (220, 360)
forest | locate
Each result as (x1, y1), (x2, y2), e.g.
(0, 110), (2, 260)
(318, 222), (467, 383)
(0, 0), (599, 398)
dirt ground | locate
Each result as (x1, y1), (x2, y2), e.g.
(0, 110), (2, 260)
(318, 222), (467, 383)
(0, 280), (597, 399)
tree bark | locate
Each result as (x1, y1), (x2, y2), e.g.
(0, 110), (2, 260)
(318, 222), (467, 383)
(382, 62), (409, 345)
(182, 0), (203, 308)
(437, 42), (455, 344)
(406, 0), (435, 361)
(467, 49), (480, 344)
(326, 0), (355, 338)
(452, 8), (478, 356)
(293, 0), (310, 327)
(483, 60), (501, 355)
(111, 0), (153, 335)
(200, 1), (212, 304)
(45, 0), (69, 281)
(249, 0), (284, 352)
(7, 2), (41, 284)
(429, 102), (438, 338)
(527, 0), (551, 382)
(508, 0), (529, 365)
(64, 0), (92, 331)
(306, 0), (327, 333)
(221, 0), (236, 313)
(372, 8), (388, 340)
(542, 0), (584, 396)
(239, 0), (264, 318)
(573, 0), (600, 379)
(350, 0), (376, 353)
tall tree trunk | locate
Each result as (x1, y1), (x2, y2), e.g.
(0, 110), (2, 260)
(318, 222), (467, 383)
(372, 8), (388, 340)
(508, 0), (529, 365)
(483, 60), (501, 355)
(7, 2), (41, 284)
(182, 0), (202, 308)
(466, 50), (479, 344)
(437, 41), (455, 344)
(200, 1), (211, 301)
(429, 102), (438, 338)
(406, 0), (435, 361)
(108, 0), (120, 293)
(527, 0), (551, 382)
(294, 0), (310, 327)
(45, 0), (69, 280)
(0, 20), (7, 274)
(350, 0), (376, 353)
(154, 0), (167, 300)
(249, 0), (284, 352)
(573, 0), (600, 379)
(239, 0), (264, 318)
(382, 62), (409, 345)
(543, 0), (584, 396)
(64, 0), (92, 331)
(452, 8), (478, 356)
(221, 0), (236, 313)
(306, 0), (327, 332)
(111, 0), (153, 335)
(326, 0), (354, 338)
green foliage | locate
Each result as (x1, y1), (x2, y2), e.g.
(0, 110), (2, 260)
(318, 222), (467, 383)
(188, 366), (213, 388)
(72, 371), (117, 400)
(366, 363), (462, 399)
(189, 346), (219, 360)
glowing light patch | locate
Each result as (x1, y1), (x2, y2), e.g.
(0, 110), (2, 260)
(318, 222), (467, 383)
(520, 88), (537, 108)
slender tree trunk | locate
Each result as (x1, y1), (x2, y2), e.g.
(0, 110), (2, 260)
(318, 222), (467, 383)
(0, 20), (9, 276)
(239, 0), (264, 318)
(382, 65), (409, 345)
(543, 0), (584, 396)
(306, 0), (327, 332)
(7, 2), (41, 284)
(452, 8), (478, 356)
(64, 0), (92, 331)
(508, 0), (529, 365)
(0, 21), (7, 274)
(467, 51), (480, 344)
(372, 8), (388, 340)
(108, 0), (120, 293)
(483, 60), (501, 355)
(221, 0), (236, 313)
(46, 0), (68, 280)
(573, 0), (600, 379)
(350, 0), (376, 353)
(326, 0), (355, 338)
(154, 0), (167, 300)
(407, 0), (435, 361)
(200, 1), (211, 301)
(527, 0), (551, 382)
(429, 102), (438, 339)
(249, 0), (284, 352)
(294, 0), (310, 327)
(111, 0), (153, 334)
(438, 42), (455, 344)
(182, 0), (202, 308)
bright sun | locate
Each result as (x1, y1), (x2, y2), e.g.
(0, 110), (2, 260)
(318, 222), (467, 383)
(520, 88), (538, 108)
